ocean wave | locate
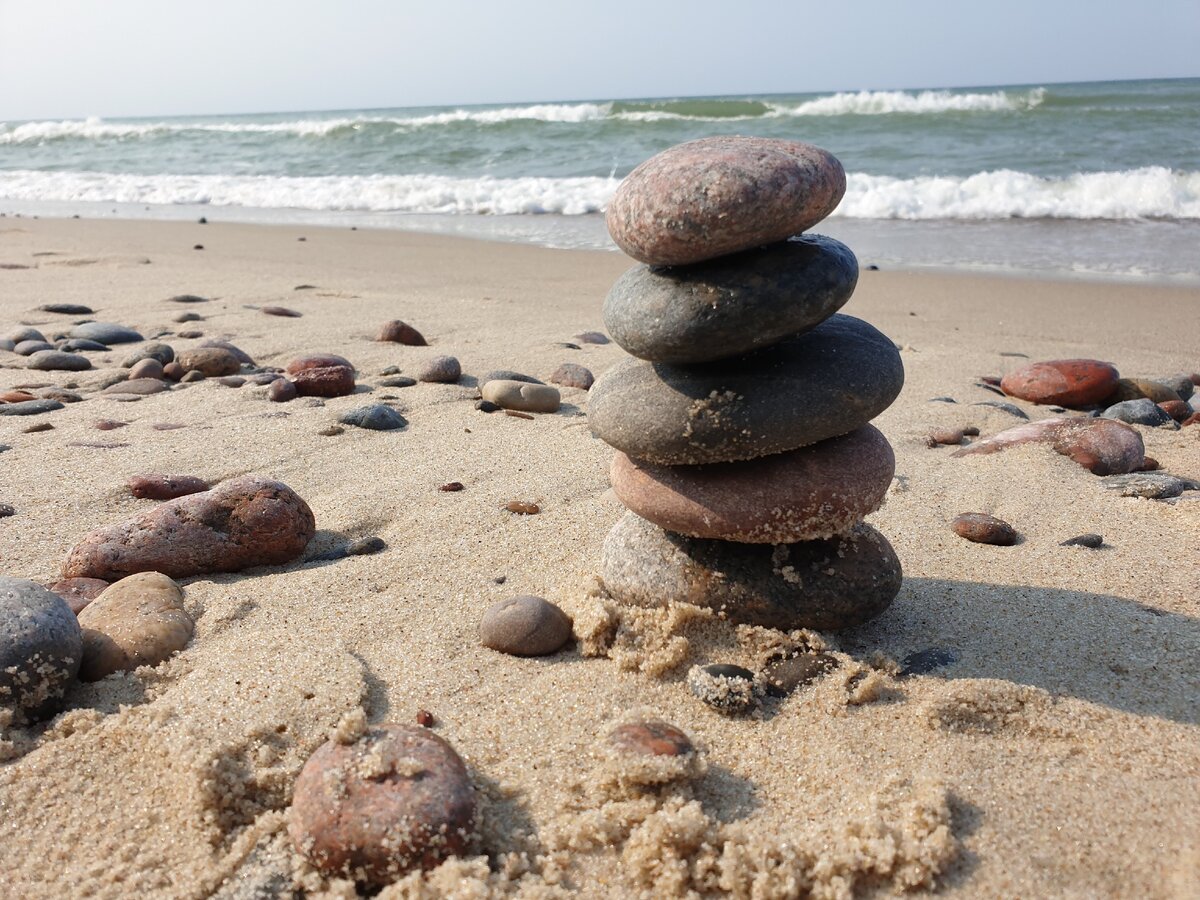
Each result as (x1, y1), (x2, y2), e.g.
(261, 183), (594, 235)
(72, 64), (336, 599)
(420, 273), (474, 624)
(777, 87), (1047, 116)
(1, 166), (1195, 220)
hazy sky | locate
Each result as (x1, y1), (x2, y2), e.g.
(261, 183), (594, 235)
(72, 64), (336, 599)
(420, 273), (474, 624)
(2, 0), (1197, 119)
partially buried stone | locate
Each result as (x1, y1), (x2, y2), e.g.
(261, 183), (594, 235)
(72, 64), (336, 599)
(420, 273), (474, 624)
(549, 363), (594, 390)
(339, 404), (407, 431)
(288, 724), (477, 884)
(609, 720), (693, 758)
(173, 312), (201, 323)
(76, 572), (194, 681)
(686, 664), (761, 714)
(589, 314), (903, 466)
(475, 400), (499, 413)
(481, 380), (560, 413)
(26, 350), (91, 371)
(168, 294), (207, 303)
(417, 355), (461, 383)
(1101, 398), (1175, 428)
(268, 379), (297, 403)
(951, 513), (1018, 546)
(61, 476), (316, 580)
(952, 417), (1144, 475)
(128, 358), (164, 380)
(1100, 472), (1197, 499)
(4, 326), (45, 344)
(347, 536), (386, 556)
(0, 399), (64, 416)
(1061, 533), (1104, 548)
(601, 513), (901, 631)
(926, 428), (966, 446)
(285, 354), (353, 376)
(57, 338), (108, 352)
(176, 347), (241, 377)
(46, 577), (109, 614)
(610, 425), (895, 543)
(39, 303), (94, 314)
(480, 370), (543, 386)
(15, 340), (53, 355)
(376, 320), (427, 345)
(69, 322), (143, 345)
(900, 648), (959, 676)
(1000, 359), (1119, 407)
(1107, 377), (1181, 404)
(318, 425), (343, 436)
(0, 578), (82, 721)
(218, 375), (245, 388)
(128, 474), (209, 500)
(162, 362), (185, 381)
(575, 331), (610, 345)
(479, 595), (572, 656)
(604, 235), (858, 364)
(198, 339), (255, 365)
(606, 136), (846, 266)
(1159, 400), (1191, 422)
(379, 375), (417, 388)
(102, 377), (169, 396)
(262, 306), (301, 317)
(292, 365), (355, 397)
(763, 652), (838, 696)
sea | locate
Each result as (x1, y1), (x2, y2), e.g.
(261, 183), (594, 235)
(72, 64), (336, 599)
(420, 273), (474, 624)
(2, 78), (1198, 282)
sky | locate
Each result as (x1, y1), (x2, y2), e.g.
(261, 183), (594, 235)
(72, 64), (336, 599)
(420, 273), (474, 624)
(1, 0), (1198, 120)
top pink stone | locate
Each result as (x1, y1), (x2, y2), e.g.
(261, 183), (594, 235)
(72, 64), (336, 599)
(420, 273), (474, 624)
(605, 136), (846, 267)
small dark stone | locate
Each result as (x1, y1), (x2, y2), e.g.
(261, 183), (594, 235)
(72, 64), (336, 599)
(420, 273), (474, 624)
(416, 710), (434, 727)
(929, 397), (956, 403)
(475, 400), (500, 413)
(865, 264), (880, 271)
(575, 331), (610, 345)
(972, 401), (1030, 419)
(379, 376), (418, 388)
(762, 652), (837, 696)
(480, 370), (544, 386)
(177, 329), (203, 339)
(346, 536), (386, 556)
(376, 320), (426, 345)
(22, 422), (54, 433)
(57, 338), (109, 352)
(198, 216), (207, 224)
(268, 379), (297, 403)
(218, 376), (246, 388)
(39, 303), (94, 315)
(339, 405), (407, 431)
(294, 284), (316, 291)
(173, 312), (202, 323)
(180, 370), (205, 383)
(262, 306), (302, 318)
(1061, 533), (1104, 548)
(899, 648), (959, 676)
(687, 664), (760, 714)
(951, 513), (1018, 546)
(556, 342), (581, 350)
(439, 482), (465, 492)
(0, 503), (14, 517)
(193, 244), (204, 250)
(0, 399), (64, 416)
(1101, 398), (1175, 428)
(169, 294), (208, 303)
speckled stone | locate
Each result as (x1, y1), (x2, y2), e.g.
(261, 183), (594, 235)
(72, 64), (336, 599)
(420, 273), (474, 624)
(69, 322), (144, 345)
(589, 314), (903, 465)
(76, 572), (194, 681)
(26, 350), (91, 371)
(600, 513), (901, 631)
(548, 363), (594, 390)
(128, 474), (210, 500)
(953, 417), (1144, 475)
(417, 355), (462, 384)
(479, 595), (572, 656)
(176, 347), (241, 377)
(339, 404), (407, 431)
(292, 365), (355, 398)
(480, 380), (561, 413)
(686, 664), (761, 714)
(604, 235), (858, 363)
(1000, 359), (1119, 407)
(607, 136), (846, 266)
(0, 577), (82, 721)
(951, 513), (1018, 546)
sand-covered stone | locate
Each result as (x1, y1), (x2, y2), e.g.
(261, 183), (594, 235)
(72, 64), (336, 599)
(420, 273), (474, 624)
(289, 723), (477, 884)
(26, 350), (91, 371)
(479, 595), (572, 656)
(610, 425), (894, 543)
(76, 572), (194, 681)
(1000, 359), (1119, 407)
(481, 380), (561, 413)
(589, 314), (903, 465)
(339, 405), (407, 430)
(606, 136), (846, 266)
(0, 577), (82, 721)
(604, 235), (858, 363)
(600, 513), (901, 631)
(953, 417), (1144, 475)
(61, 476), (315, 581)
(176, 347), (241, 377)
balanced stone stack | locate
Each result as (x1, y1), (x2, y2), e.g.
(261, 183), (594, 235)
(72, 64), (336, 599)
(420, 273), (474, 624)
(591, 137), (905, 632)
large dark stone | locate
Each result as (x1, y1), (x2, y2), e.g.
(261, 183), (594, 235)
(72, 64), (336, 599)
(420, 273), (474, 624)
(0, 577), (82, 722)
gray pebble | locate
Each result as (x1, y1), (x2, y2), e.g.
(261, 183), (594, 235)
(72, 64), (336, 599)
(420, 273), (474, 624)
(57, 338), (108, 352)
(168, 294), (208, 303)
(1101, 472), (1198, 499)
(173, 312), (203, 323)
(26, 350), (91, 371)
(0, 502), (14, 517)
(346, 536), (386, 556)
(0, 399), (64, 416)
(480, 370), (543, 386)
(4, 327), (46, 344)
(0, 577), (82, 722)
(339, 405), (407, 431)
(1061, 533), (1104, 548)
(479, 595), (572, 656)
(122, 342), (175, 366)
(15, 340), (53, 355)
(417, 355), (462, 384)
(39, 303), (93, 315)
(972, 401), (1030, 419)
(900, 648), (959, 676)
(1101, 398), (1175, 427)
(69, 322), (144, 345)
(378, 376), (417, 388)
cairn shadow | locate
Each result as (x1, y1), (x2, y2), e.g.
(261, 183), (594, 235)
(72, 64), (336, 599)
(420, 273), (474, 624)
(841, 577), (1200, 726)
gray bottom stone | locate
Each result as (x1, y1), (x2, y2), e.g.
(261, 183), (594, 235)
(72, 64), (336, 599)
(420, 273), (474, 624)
(338, 405), (407, 431)
(1, 577), (82, 722)
(1101, 398), (1175, 427)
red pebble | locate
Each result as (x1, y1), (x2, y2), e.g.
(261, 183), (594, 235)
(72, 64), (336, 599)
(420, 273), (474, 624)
(416, 710), (434, 727)
(376, 320), (427, 345)
(1158, 400), (1191, 422)
(128, 474), (210, 501)
(1000, 359), (1119, 407)
(439, 482), (465, 492)
(951, 513), (1018, 546)
(292, 365), (355, 398)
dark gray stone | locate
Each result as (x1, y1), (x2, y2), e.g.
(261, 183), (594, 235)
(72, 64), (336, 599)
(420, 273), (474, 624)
(39, 303), (94, 315)
(588, 314), (904, 465)
(0, 577), (82, 721)
(14, 340), (53, 355)
(1061, 533), (1104, 548)
(1100, 472), (1198, 499)
(122, 342), (175, 366)
(4, 327), (45, 344)
(686, 663), (761, 714)
(604, 235), (858, 363)
(762, 652), (837, 696)
(58, 338), (108, 352)
(900, 648), (959, 676)
(378, 376), (417, 388)
(346, 536), (386, 556)
(168, 294), (208, 303)
(0, 503), (14, 517)
(338, 405), (407, 431)
(0, 399), (64, 416)
(972, 401), (1030, 419)
(69, 321), (143, 345)
(0, 339), (14, 352)
(26, 350), (91, 371)
(480, 370), (543, 386)
(1101, 398), (1175, 427)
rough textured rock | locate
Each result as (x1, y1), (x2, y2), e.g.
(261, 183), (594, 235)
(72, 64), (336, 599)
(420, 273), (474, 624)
(479, 595), (572, 656)
(999, 359), (1119, 407)
(606, 136), (846, 266)
(26, 350), (91, 371)
(417, 355), (461, 384)
(0, 578), (82, 721)
(292, 365), (355, 397)
(339, 405), (407, 431)
(285, 354), (354, 376)
(952, 418), (1145, 475)
(128, 474), (210, 501)
(687, 664), (761, 714)
(763, 652), (838, 696)
(549, 363), (594, 390)
(600, 513), (901, 631)
(480, 380), (561, 413)
(589, 314), (904, 465)
(176, 347), (241, 377)
(951, 513), (1018, 546)
(289, 724), (477, 884)
(69, 322), (144, 345)
(75, 572), (194, 681)
(604, 235), (858, 363)
(610, 425), (894, 543)
(376, 320), (427, 345)
(61, 476), (316, 580)
(1100, 472), (1198, 499)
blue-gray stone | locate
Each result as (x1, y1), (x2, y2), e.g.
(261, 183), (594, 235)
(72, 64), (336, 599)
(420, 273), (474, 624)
(58, 338), (109, 352)
(0, 339), (14, 352)
(69, 321), (144, 345)
(0, 577), (82, 721)
(26, 350), (92, 371)
(14, 340), (53, 355)
(39, 303), (94, 315)
(0, 399), (64, 416)
(3, 327), (45, 344)
(339, 404), (407, 431)
(1101, 398), (1175, 427)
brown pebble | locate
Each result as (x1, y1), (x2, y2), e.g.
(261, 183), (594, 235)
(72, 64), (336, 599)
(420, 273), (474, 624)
(1, 390), (36, 403)
(1183, 413), (1200, 427)
(180, 370), (205, 383)
(549, 362), (594, 390)
(925, 428), (965, 447)
(416, 710), (434, 727)
(162, 362), (185, 381)
(609, 720), (693, 757)
(128, 474), (210, 501)
(505, 501), (539, 515)
(262, 306), (302, 317)
(193, 244), (204, 250)
(1139, 456), (1160, 471)
(1158, 400), (1191, 422)
(376, 320), (427, 345)
(439, 482), (465, 492)
(268, 379), (297, 403)
(479, 595), (572, 656)
(45, 576), (110, 615)
(318, 425), (344, 436)
(504, 410), (534, 420)
(285, 354), (354, 376)
(22, 422), (53, 433)
(963, 426), (980, 436)
(292, 365), (355, 397)
(176, 330), (203, 339)
(951, 513), (1018, 546)
(218, 376), (245, 388)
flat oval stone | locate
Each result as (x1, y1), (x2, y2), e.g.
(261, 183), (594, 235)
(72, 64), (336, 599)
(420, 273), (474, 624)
(376, 320), (427, 345)
(600, 513), (901, 631)
(480, 370), (543, 386)
(0, 577), (82, 721)
(763, 652), (838, 696)
(607, 136), (846, 266)
(417, 355), (461, 384)
(26, 350), (91, 371)
(128, 358), (165, 380)
(549, 363), (594, 390)
(268, 379), (297, 402)
(1000, 359), (1119, 407)
(589, 314), (903, 465)
(102, 377), (169, 396)
(76, 572), (194, 681)
(339, 404), (407, 431)
(69, 322), (144, 345)
(4, 326), (46, 344)
(293, 365), (355, 397)
(481, 380), (561, 413)
(176, 347), (241, 377)
(285, 354), (354, 376)
(128, 474), (210, 500)
(604, 235), (858, 363)
(58, 338), (109, 352)
(289, 724), (476, 884)
(15, 340), (54, 355)
(198, 339), (255, 366)
(479, 595), (572, 656)
(61, 476), (315, 581)
(1101, 398), (1175, 427)
(1108, 377), (1181, 404)
(611, 425), (894, 543)
(609, 720), (693, 758)
(0, 399), (64, 416)
(951, 513), (1018, 546)
(40, 303), (94, 314)
(952, 417), (1144, 475)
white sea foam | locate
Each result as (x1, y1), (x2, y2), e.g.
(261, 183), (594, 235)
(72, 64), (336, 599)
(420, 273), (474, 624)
(776, 87), (1046, 116)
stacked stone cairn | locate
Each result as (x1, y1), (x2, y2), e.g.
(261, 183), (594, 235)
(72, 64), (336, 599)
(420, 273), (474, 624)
(590, 136), (905, 633)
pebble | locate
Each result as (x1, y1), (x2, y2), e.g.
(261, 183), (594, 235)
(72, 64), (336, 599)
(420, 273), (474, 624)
(168, 294), (208, 303)
(900, 648), (959, 676)
(61, 476), (316, 580)
(604, 235), (858, 363)
(686, 664), (761, 714)
(549, 363), (594, 390)
(0, 338), (13, 351)
(609, 720), (693, 757)
(76, 572), (194, 681)
(128, 358), (165, 380)
(347, 536), (386, 556)
(0, 390), (34, 402)
(268, 379), (297, 402)
(606, 136), (846, 266)
(57, 338), (109, 352)
(285, 354), (354, 375)
(218, 375), (245, 388)
(505, 410), (534, 420)
(479, 595), (573, 656)
(480, 370), (543, 386)
(102, 377), (169, 395)
(39, 303), (93, 314)
(22, 422), (53, 433)
(173, 311), (202, 323)
(318, 425), (343, 436)
(0, 502), (14, 517)
(339, 404), (407, 431)
(601, 513), (901, 631)
(26, 350), (91, 371)
(953, 417), (1145, 475)
(4, 326), (46, 344)
(1061, 533), (1104, 548)
(45, 577), (109, 614)
(417, 355), (462, 383)
(505, 501), (540, 515)
(972, 400), (1029, 419)
(0, 399), (64, 416)
(69, 321), (144, 345)
(1108, 377), (1181, 404)
(951, 513), (1018, 546)
(481, 380), (561, 413)
(123, 342), (175, 366)
(247, 372), (283, 385)
(292, 365), (355, 397)
(1157, 373), (1194, 401)
(128, 474), (210, 500)
(376, 320), (427, 345)
(93, 419), (127, 430)
(1000, 359), (1119, 407)
(0, 578), (82, 721)
(162, 361), (185, 380)
(556, 342), (581, 350)
(1101, 398), (1175, 427)
(176, 347), (241, 377)
(416, 709), (434, 727)
(288, 724), (477, 884)
(1159, 400), (1191, 422)
(475, 400), (500, 413)
(261, 306), (301, 317)
(762, 652), (838, 696)
(589, 314), (903, 465)
(379, 375), (418, 388)
(1100, 472), (1197, 499)
(439, 482), (465, 492)
(926, 428), (967, 446)
(198, 339), (255, 366)
(15, 340), (54, 355)
(575, 331), (610, 345)
(610, 425), (895, 543)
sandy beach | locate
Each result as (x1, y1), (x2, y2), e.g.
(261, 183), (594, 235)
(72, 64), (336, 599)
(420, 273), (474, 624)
(1, 216), (1198, 898)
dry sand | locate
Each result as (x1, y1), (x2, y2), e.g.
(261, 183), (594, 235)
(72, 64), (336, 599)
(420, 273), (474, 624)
(1, 217), (1198, 899)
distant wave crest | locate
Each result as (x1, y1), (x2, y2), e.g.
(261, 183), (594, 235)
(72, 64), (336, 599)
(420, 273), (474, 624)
(780, 87), (1047, 116)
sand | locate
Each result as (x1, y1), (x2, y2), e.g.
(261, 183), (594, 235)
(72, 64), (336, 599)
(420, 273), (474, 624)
(1, 216), (1198, 899)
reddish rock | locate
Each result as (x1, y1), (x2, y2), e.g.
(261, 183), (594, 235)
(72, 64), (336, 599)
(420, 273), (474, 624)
(505, 501), (539, 515)
(292, 365), (355, 397)
(609, 721), (693, 758)
(999, 359), (1119, 407)
(416, 355), (461, 384)
(611, 426), (894, 543)
(926, 428), (966, 447)
(61, 476), (315, 581)
(176, 347), (241, 377)
(952, 418), (1144, 475)
(288, 724), (476, 884)
(285, 354), (354, 376)
(45, 577), (110, 615)
(606, 136), (846, 266)
(128, 358), (165, 380)
(951, 513), (1018, 546)
(268, 379), (297, 402)
(162, 362), (185, 381)
(128, 474), (210, 501)
(1, 390), (36, 403)
(376, 320), (427, 345)
(94, 419), (128, 431)
(1158, 400), (1191, 422)
(1184, 413), (1200, 427)
(549, 363), (594, 390)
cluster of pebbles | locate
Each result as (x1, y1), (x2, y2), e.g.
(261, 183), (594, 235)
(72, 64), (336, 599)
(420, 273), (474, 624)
(589, 137), (905, 643)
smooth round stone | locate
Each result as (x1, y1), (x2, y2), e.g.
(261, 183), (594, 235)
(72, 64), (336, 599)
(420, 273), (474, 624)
(549, 363), (594, 390)
(176, 347), (241, 377)
(293, 365), (355, 397)
(127, 358), (164, 380)
(611, 425), (894, 543)
(101, 377), (169, 396)
(15, 340), (54, 355)
(339, 404), (407, 430)
(285, 354), (354, 376)
(162, 362), (185, 381)
(1160, 400), (1192, 422)
(376, 320), (426, 345)
(953, 417), (1145, 475)
(686, 664), (761, 714)
(40, 303), (94, 315)
(607, 136), (846, 266)
(479, 595), (572, 656)
(4, 326), (46, 344)
(951, 513), (1018, 546)
(289, 724), (477, 884)
(46, 577), (110, 614)
(0, 577), (82, 721)
(1108, 377), (1181, 404)
(197, 339), (255, 366)
(589, 314), (903, 465)
(601, 513), (901, 631)
(58, 338), (109, 352)
(604, 235), (858, 364)
(122, 342), (175, 366)
(69, 322), (144, 345)
(417, 355), (461, 384)
(26, 350), (91, 371)
(379, 375), (417, 388)
(1101, 398), (1175, 427)
(0, 339), (14, 352)
(480, 370), (543, 386)
(1000, 359), (1119, 407)
(608, 720), (693, 758)
(76, 572), (194, 681)
(480, 380), (561, 413)
(268, 379), (297, 402)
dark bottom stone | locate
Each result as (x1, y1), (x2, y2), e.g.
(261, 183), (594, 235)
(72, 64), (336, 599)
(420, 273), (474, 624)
(599, 512), (901, 632)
